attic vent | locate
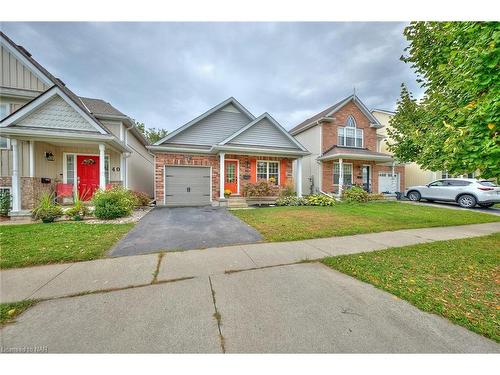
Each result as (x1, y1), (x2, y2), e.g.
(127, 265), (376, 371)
(17, 45), (32, 57)
(56, 78), (66, 86)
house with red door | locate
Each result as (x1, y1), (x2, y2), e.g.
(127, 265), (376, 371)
(290, 94), (405, 196)
(148, 97), (309, 206)
(0, 32), (153, 217)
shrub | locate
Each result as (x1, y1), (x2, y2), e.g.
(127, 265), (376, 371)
(242, 180), (278, 197)
(65, 191), (90, 221)
(305, 194), (336, 206)
(276, 196), (307, 206)
(130, 190), (150, 207)
(224, 189), (232, 198)
(32, 192), (63, 223)
(92, 187), (135, 220)
(278, 183), (295, 198)
(367, 193), (385, 201)
(0, 190), (11, 216)
(342, 186), (369, 203)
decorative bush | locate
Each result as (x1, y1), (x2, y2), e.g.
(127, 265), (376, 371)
(367, 193), (385, 201)
(65, 191), (90, 221)
(305, 194), (336, 206)
(242, 180), (279, 197)
(224, 189), (232, 198)
(92, 187), (135, 219)
(276, 194), (336, 207)
(130, 190), (150, 207)
(278, 183), (295, 198)
(0, 190), (11, 216)
(276, 196), (307, 206)
(342, 186), (370, 203)
(32, 192), (63, 223)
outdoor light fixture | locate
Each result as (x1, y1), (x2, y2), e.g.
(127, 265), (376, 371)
(45, 152), (55, 161)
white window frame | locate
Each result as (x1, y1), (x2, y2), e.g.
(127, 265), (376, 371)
(337, 115), (363, 148)
(63, 152), (111, 186)
(0, 136), (11, 150)
(256, 160), (280, 185)
(333, 162), (353, 185)
(0, 103), (10, 121)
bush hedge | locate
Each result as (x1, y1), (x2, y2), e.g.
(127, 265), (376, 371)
(276, 194), (336, 207)
(92, 187), (135, 219)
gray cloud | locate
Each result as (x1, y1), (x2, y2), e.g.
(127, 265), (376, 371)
(2, 22), (422, 130)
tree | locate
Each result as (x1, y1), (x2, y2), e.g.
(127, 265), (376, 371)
(388, 22), (500, 179)
(135, 121), (168, 144)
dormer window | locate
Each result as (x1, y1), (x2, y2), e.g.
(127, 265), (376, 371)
(338, 115), (363, 148)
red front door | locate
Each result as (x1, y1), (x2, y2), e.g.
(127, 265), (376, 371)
(224, 160), (238, 194)
(77, 155), (100, 200)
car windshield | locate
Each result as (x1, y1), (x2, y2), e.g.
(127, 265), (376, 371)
(479, 180), (498, 187)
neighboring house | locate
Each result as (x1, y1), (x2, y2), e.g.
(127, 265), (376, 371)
(290, 94), (404, 196)
(372, 109), (476, 188)
(0, 32), (153, 216)
(148, 97), (309, 206)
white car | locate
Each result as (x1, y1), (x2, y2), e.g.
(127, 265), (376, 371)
(405, 178), (500, 208)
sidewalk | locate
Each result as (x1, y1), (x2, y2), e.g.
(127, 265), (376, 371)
(2, 222), (500, 303)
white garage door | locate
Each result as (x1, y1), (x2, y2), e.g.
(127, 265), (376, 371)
(164, 166), (211, 207)
(378, 172), (400, 194)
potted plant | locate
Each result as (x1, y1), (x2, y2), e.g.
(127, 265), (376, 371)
(66, 191), (90, 221)
(32, 192), (63, 223)
(224, 189), (232, 199)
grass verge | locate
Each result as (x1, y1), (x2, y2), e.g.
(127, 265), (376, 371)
(0, 300), (37, 325)
(322, 233), (500, 342)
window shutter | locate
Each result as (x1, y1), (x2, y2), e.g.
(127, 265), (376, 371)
(280, 159), (287, 186)
(250, 158), (257, 182)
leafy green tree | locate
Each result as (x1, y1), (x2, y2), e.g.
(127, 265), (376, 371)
(388, 22), (500, 179)
(135, 121), (168, 144)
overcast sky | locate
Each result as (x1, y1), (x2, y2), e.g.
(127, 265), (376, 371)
(3, 22), (422, 131)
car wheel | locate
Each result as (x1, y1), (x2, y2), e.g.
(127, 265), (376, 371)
(478, 203), (494, 208)
(457, 194), (477, 208)
(407, 191), (421, 201)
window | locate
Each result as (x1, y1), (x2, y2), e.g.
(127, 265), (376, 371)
(429, 180), (447, 187)
(447, 180), (472, 186)
(0, 103), (9, 120)
(66, 154), (75, 185)
(337, 115), (363, 148)
(0, 137), (9, 150)
(105, 155), (110, 184)
(256, 161), (279, 185)
(333, 163), (353, 185)
(479, 180), (498, 187)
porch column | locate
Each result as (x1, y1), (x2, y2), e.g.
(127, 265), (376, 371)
(338, 158), (344, 197)
(29, 140), (35, 177)
(391, 161), (396, 192)
(11, 139), (21, 212)
(219, 152), (225, 199)
(296, 157), (303, 197)
(99, 144), (106, 190)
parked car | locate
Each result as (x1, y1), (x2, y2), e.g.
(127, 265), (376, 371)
(405, 178), (500, 208)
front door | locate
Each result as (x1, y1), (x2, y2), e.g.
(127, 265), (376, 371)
(362, 165), (371, 192)
(224, 160), (238, 194)
(77, 155), (100, 200)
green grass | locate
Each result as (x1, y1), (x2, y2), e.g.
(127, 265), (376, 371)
(231, 201), (499, 241)
(0, 300), (37, 325)
(322, 233), (500, 342)
(0, 222), (133, 269)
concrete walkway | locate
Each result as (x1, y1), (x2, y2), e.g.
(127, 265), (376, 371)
(1, 222), (499, 353)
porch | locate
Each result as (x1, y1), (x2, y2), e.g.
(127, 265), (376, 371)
(318, 147), (404, 196)
(0, 136), (131, 214)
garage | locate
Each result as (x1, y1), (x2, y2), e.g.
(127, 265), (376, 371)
(378, 172), (400, 194)
(164, 166), (212, 207)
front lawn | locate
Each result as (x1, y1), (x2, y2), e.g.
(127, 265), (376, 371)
(322, 233), (500, 342)
(231, 201), (499, 241)
(0, 222), (133, 269)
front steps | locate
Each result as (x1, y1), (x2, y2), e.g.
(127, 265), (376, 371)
(227, 196), (248, 208)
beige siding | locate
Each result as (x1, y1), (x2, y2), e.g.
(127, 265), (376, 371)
(101, 120), (122, 139)
(126, 130), (153, 196)
(0, 140), (30, 176)
(0, 45), (49, 91)
(294, 125), (321, 194)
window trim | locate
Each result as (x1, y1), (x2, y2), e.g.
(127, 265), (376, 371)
(0, 136), (11, 150)
(337, 115), (363, 148)
(333, 162), (353, 186)
(0, 103), (10, 121)
(256, 160), (280, 185)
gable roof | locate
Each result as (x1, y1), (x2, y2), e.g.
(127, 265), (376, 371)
(154, 97), (255, 145)
(80, 97), (127, 117)
(218, 112), (308, 152)
(289, 94), (383, 135)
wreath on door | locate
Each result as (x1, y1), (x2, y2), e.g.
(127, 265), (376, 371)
(82, 158), (96, 165)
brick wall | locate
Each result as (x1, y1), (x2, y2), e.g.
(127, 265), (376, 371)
(154, 153), (294, 204)
(322, 160), (405, 194)
(321, 101), (379, 153)
(21, 177), (55, 209)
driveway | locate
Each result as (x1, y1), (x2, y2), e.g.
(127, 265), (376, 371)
(108, 207), (263, 257)
(401, 200), (500, 216)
